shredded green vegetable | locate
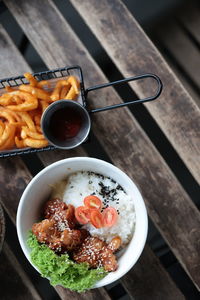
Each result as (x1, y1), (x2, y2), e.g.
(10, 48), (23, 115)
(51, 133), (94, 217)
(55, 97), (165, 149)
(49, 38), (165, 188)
(27, 233), (107, 292)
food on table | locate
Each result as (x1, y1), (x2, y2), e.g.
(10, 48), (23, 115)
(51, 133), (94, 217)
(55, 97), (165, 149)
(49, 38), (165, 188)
(28, 171), (135, 292)
(0, 72), (80, 150)
(54, 171), (136, 245)
(28, 233), (107, 292)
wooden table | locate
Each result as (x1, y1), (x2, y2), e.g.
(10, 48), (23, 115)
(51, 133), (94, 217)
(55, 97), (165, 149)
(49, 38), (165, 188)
(0, 1), (200, 299)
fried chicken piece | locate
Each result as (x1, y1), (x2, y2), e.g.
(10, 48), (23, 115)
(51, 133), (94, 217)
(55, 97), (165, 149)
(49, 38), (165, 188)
(44, 198), (76, 229)
(61, 228), (89, 251)
(44, 198), (66, 218)
(32, 218), (89, 253)
(32, 218), (62, 251)
(73, 236), (119, 272)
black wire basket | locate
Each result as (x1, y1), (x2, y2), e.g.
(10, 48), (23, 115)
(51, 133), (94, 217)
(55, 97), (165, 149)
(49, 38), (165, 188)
(0, 65), (162, 158)
(0, 66), (86, 158)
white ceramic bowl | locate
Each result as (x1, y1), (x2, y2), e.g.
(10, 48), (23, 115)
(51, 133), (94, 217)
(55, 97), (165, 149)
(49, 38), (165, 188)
(17, 157), (148, 288)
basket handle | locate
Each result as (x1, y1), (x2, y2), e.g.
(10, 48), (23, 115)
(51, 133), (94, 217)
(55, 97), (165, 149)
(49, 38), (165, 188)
(85, 73), (162, 113)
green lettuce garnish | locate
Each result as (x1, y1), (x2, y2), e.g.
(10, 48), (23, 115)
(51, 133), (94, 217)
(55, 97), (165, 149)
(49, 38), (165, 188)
(27, 233), (107, 292)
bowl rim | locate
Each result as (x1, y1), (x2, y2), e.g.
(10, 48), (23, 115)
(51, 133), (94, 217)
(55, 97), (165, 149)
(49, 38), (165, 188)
(17, 157), (148, 288)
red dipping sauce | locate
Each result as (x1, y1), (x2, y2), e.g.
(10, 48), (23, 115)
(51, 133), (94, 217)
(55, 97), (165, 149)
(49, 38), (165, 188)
(49, 107), (82, 141)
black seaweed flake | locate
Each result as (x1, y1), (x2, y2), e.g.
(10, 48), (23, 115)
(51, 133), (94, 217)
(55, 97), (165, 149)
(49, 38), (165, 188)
(88, 180), (93, 184)
(116, 184), (123, 191)
(70, 186), (74, 188)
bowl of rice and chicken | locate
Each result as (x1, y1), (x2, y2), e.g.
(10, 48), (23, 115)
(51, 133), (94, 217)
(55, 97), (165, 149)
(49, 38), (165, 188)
(17, 157), (148, 292)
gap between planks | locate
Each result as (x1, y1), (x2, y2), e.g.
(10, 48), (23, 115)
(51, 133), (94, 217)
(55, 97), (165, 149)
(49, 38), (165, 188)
(69, 0), (200, 186)
(0, 242), (41, 300)
(0, 18), (189, 299)
(4, 0), (200, 289)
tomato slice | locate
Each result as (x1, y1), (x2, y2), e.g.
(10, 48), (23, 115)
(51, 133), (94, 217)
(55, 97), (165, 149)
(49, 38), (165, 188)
(75, 206), (91, 224)
(102, 207), (118, 227)
(84, 195), (102, 210)
(90, 209), (104, 228)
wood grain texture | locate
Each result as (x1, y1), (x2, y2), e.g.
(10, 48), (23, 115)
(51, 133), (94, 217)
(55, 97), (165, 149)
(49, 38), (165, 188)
(0, 242), (41, 300)
(0, 25), (109, 300)
(38, 147), (87, 165)
(0, 203), (5, 253)
(121, 245), (185, 300)
(55, 286), (111, 300)
(0, 25), (185, 298)
(0, 156), (32, 222)
(5, 0), (200, 289)
(0, 25), (31, 76)
(153, 44), (200, 106)
(70, 0), (200, 185)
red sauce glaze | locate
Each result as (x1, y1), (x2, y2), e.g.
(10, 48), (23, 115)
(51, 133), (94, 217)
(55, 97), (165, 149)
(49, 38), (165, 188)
(49, 107), (82, 141)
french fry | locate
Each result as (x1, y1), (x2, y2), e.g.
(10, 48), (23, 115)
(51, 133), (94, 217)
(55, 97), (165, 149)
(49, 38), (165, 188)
(15, 136), (26, 148)
(22, 126), (45, 140)
(50, 80), (70, 101)
(0, 123), (15, 147)
(17, 112), (36, 132)
(37, 80), (51, 88)
(24, 72), (38, 87)
(24, 138), (49, 148)
(67, 76), (80, 94)
(60, 85), (70, 99)
(7, 91), (38, 111)
(5, 86), (16, 92)
(0, 73), (80, 150)
(19, 85), (50, 101)
(0, 120), (5, 136)
(36, 125), (42, 133)
(0, 108), (16, 123)
(34, 114), (41, 126)
(65, 86), (77, 100)
(40, 100), (49, 113)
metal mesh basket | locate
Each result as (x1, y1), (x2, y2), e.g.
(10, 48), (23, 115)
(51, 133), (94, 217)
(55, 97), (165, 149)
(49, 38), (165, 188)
(0, 65), (85, 158)
(0, 65), (162, 158)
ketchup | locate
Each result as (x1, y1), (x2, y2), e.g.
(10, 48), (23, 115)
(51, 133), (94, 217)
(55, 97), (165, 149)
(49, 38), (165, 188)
(49, 107), (82, 141)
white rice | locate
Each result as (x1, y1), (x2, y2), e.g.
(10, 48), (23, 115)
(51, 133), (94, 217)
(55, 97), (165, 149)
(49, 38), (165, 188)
(51, 171), (136, 246)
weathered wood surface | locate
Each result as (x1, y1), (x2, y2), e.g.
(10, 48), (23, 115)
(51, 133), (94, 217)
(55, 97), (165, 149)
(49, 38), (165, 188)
(121, 245), (185, 300)
(55, 286), (112, 300)
(0, 242), (41, 300)
(0, 25), (186, 299)
(5, 0), (200, 289)
(70, 0), (200, 185)
(0, 25), (110, 300)
(0, 203), (5, 253)
(155, 21), (200, 94)
(153, 44), (200, 106)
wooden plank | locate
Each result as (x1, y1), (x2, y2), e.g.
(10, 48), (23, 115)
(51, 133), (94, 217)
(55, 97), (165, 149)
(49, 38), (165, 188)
(0, 242), (41, 300)
(0, 25), (110, 300)
(5, 0), (200, 290)
(38, 147), (87, 165)
(0, 26), (185, 299)
(69, 0), (200, 186)
(0, 203), (5, 252)
(121, 245), (185, 300)
(154, 21), (200, 92)
(152, 43), (200, 106)
(0, 23), (31, 75)
(55, 286), (111, 300)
